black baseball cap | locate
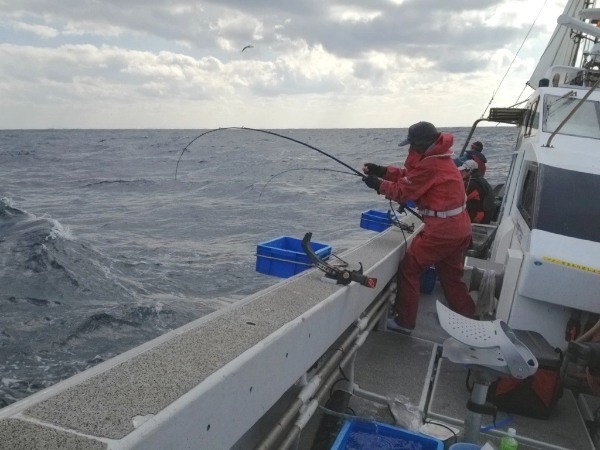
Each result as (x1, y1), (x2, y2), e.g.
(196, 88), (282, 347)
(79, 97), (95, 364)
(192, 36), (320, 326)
(398, 121), (439, 147)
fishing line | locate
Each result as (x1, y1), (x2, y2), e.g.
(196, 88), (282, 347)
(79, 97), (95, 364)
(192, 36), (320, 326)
(174, 126), (364, 180)
(174, 126), (423, 221)
(480, 0), (548, 119)
(389, 199), (409, 243)
(258, 167), (356, 198)
(174, 127), (238, 180)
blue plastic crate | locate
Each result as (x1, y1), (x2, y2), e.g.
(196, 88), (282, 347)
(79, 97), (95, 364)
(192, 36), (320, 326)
(330, 420), (443, 450)
(360, 210), (392, 232)
(256, 236), (331, 278)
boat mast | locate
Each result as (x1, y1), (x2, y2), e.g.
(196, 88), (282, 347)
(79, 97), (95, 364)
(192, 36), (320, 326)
(527, 0), (594, 88)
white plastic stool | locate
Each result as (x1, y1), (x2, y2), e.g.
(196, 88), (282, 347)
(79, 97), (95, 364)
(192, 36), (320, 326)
(436, 301), (538, 443)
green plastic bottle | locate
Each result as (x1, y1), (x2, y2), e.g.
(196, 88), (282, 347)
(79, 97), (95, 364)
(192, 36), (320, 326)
(499, 428), (518, 450)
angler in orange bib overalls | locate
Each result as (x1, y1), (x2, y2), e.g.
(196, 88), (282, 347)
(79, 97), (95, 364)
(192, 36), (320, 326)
(362, 121), (475, 333)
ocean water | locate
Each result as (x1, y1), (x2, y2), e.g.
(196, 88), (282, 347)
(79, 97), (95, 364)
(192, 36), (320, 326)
(0, 126), (518, 407)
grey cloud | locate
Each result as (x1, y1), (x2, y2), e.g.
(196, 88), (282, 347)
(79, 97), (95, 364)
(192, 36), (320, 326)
(0, 0), (557, 128)
(353, 60), (386, 81)
(278, 4), (524, 61)
(2, 0), (536, 74)
(435, 53), (489, 73)
(0, 44), (226, 107)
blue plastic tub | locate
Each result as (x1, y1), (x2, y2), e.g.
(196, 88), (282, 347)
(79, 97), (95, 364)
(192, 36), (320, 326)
(330, 420), (443, 450)
(449, 443), (481, 450)
(256, 236), (331, 278)
(420, 266), (437, 294)
(360, 210), (392, 232)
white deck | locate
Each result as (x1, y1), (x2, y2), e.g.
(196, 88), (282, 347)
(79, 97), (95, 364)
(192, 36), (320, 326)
(347, 290), (595, 450)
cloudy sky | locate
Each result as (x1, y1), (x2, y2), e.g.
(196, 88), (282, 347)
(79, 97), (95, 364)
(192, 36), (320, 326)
(0, 0), (564, 129)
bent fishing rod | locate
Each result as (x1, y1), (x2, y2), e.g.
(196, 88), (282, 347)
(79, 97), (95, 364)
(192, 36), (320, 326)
(174, 126), (423, 220)
(174, 126), (362, 180)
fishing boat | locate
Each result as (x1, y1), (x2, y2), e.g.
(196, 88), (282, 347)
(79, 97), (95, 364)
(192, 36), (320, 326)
(1, 1), (599, 449)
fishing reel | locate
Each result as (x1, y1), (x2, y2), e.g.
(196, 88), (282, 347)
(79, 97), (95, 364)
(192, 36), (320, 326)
(301, 232), (377, 288)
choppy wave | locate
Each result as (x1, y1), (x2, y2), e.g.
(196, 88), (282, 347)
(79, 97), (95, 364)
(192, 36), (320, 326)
(0, 198), (165, 405)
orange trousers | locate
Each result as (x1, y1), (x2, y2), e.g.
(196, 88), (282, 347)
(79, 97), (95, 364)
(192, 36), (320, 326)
(394, 225), (475, 329)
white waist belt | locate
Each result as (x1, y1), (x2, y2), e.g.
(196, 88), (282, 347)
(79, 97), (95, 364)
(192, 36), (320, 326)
(420, 204), (466, 218)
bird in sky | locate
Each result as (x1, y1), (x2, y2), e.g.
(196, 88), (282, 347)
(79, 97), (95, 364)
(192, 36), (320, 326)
(241, 45), (254, 52)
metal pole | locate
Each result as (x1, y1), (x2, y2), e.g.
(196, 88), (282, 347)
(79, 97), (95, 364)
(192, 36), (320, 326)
(463, 381), (489, 443)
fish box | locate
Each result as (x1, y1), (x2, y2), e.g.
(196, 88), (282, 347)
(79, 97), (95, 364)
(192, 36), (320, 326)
(330, 420), (443, 450)
(256, 236), (331, 279)
(360, 209), (393, 232)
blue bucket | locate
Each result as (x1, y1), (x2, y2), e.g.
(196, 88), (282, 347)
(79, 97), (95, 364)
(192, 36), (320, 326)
(420, 266), (436, 294)
(449, 443), (481, 450)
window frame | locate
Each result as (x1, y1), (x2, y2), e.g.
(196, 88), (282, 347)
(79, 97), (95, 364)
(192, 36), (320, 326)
(524, 97), (539, 137)
(517, 163), (538, 229)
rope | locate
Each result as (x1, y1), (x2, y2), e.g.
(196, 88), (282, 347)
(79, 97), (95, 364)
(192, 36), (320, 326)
(480, 0), (549, 118)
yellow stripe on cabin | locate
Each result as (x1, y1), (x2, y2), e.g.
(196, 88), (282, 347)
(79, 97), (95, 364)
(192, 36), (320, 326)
(542, 256), (600, 275)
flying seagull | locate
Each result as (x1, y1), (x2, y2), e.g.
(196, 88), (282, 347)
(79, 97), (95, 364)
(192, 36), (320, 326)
(241, 45), (254, 52)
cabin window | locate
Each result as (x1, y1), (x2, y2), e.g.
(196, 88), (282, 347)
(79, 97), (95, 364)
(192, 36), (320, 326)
(517, 164), (538, 228)
(543, 94), (600, 139)
(536, 165), (600, 243)
(518, 163), (600, 242)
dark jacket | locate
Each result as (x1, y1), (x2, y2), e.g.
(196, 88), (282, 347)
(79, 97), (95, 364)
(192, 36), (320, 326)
(455, 150), (488, 176)
(465, 175), (494, 224)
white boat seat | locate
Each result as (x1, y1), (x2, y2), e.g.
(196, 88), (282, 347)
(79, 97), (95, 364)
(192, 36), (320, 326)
(436, 301), (538, 379)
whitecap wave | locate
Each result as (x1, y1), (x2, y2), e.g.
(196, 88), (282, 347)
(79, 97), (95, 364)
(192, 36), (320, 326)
(46, 218), (74, 241)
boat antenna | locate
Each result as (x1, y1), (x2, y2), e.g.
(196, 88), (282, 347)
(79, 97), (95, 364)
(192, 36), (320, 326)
(480, 0), (549, 118)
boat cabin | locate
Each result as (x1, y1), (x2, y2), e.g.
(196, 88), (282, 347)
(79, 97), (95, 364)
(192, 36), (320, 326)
(465, 84), (600, 350)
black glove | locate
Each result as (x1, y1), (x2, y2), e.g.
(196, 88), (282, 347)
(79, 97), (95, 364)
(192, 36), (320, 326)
(362, 175), (382, 193)
(363, 163), (386, 177)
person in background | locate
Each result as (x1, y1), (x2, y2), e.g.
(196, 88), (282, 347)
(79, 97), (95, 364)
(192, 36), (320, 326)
(458, 159), (495, 224)
(455, 140), (487, 176)
(362, 121), (475, 334)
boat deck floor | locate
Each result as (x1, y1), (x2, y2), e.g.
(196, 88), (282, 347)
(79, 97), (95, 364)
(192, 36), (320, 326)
(324, 287), (595, 450)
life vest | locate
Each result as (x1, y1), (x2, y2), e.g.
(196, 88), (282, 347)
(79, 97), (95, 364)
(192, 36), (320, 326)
(465, 176), (494, 224)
